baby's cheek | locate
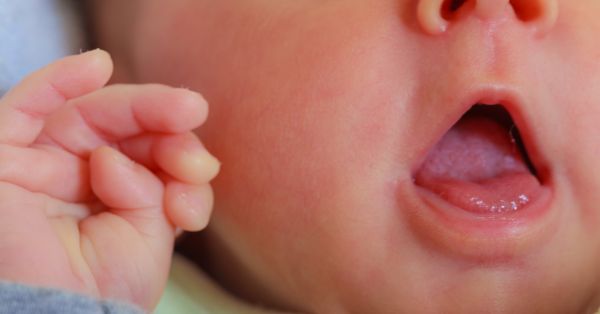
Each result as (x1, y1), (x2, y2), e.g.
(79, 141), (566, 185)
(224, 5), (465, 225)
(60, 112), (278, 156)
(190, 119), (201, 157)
(188, 12), (423, 306)
(542, 19), (600, 235)
(560, 104), (600, 234)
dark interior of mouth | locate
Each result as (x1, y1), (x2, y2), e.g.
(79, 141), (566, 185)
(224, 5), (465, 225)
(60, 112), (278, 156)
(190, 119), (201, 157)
(415, 104), (542, 214)
(465, 105), (537, 176)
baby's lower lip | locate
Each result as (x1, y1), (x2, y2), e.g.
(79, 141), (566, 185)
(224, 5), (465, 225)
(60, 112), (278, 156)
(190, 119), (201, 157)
(406, 182), (557, 261)
(417, 172), (542, 215)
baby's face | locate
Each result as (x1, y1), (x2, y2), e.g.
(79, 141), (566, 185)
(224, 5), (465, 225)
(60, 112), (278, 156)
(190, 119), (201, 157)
(102, 1), (600, 312)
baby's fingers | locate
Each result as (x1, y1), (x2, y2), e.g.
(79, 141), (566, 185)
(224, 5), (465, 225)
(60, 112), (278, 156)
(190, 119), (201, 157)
(89, 146), (172, 238)
(164, 179), (214, 232)
(0, 144), (90, 202)
(41, 85), (208, 157)
(0, 50), (112, 146)
(154, 133), (220, 184)
(118, 133), (218, 232)
(85, 146), (174, 309)
(120, 133), (220, 185)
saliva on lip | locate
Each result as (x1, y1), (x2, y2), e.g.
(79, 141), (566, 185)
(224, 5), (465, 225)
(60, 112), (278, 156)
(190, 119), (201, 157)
(469, 194), (530, 214)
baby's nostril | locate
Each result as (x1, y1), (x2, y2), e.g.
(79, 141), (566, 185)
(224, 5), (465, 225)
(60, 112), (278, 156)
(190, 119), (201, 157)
(449, 0), (467, 11)
(509, 0), (542, 22)
(441, 0), (468, 20)
(440, 0), (549, 23)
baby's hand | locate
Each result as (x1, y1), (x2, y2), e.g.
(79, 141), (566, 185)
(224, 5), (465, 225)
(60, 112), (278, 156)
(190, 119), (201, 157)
(0, 50), (219, 310)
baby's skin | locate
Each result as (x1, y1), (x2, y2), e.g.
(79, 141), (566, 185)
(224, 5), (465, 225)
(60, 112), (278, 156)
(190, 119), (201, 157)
(90, 0), (600, 312)
(4, 0), (600, 313)
(0, 50), (219, 311)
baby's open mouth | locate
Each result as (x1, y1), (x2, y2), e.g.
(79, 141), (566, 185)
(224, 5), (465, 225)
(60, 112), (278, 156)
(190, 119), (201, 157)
(403, 96), (559, 260)
(414, 104), (543, 215)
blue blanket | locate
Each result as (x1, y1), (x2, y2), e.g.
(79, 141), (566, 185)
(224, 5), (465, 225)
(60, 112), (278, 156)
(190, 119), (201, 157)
(0, 0), (84, 95)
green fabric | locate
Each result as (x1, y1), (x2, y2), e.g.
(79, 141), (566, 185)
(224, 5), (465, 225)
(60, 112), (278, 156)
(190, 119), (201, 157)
(155, 255), (208, 313)
(155, 255), (290, 314)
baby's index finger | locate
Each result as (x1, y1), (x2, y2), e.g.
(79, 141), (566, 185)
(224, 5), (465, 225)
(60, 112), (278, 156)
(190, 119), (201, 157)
(42, 84), (209, 156)
(0, 50), (112, 146)
(129, 86), (208, 133)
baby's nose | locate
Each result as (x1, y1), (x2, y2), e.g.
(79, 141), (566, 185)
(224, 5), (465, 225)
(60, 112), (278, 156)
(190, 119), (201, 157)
(416, 0), (558, 36)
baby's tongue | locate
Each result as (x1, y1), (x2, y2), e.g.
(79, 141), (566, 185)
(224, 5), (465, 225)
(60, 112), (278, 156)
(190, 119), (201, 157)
(415, 111), (541, 214)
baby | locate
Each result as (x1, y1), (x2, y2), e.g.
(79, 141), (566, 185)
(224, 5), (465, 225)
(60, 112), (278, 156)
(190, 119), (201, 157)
(2, 0), (600, 313)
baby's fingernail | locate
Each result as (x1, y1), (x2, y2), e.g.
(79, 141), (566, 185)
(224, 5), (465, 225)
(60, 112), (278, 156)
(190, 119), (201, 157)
(179, 148), (221, 183)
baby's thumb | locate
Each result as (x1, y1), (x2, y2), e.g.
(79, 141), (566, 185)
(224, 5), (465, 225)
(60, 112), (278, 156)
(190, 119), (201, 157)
(89, 146), (174, 250)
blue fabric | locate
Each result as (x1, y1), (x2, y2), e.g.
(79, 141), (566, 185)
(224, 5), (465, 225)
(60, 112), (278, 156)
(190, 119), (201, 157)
(0, 0), (84, 95)
(0, 281), (144, 314)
